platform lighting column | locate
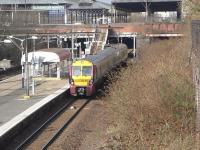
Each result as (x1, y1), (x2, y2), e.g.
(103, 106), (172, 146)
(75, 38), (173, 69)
(114, 7), (116, 23)
(117, 35), (119, 43)
(102, 9), (105, 24)
(125, 11), (128, 23)
(64, 8), (67, 24)
(133, 33), (137, 57)
(7, 36), (25, 88)
(92, 12), (94, 24)
(7, 35), (31, 98)
(47, 35), (50, 49)
(31, 36), (37, 95)
(38, 12), (41, 24)
(71, 26), (74, 61)
(11, 11), (14, 24)
(21, 45), (24, 89)
(145, 0), (148, 22)
(24, 36), (30, 97)
(32, 38), (35, 95)
(79, 42), (82, 58)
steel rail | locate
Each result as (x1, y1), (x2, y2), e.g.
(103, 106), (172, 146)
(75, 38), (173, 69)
(15, 98), (76, 150)
(0, 69), (21, 81)
(41, 99), (91, 150)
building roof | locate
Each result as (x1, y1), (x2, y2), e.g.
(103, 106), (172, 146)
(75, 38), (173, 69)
(0, 0), (79, 5)
(68, 1), (111, 10)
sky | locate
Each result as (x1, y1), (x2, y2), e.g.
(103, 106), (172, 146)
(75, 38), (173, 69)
(98, 0), (111, 4)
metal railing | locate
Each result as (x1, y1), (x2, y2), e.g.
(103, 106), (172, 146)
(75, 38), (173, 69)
(0, 10), (183, 27)
(191, 20), (200, 146)
(129, 14), (182, 23)
(0, 10), (66, 27)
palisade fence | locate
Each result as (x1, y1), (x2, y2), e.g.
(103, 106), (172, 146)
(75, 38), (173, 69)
(0, 10), (65, 27)
(192, 20), (200, 144)
(0, 10), (182, 28)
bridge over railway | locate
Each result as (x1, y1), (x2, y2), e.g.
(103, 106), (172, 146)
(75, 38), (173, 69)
(0, 22), (185, 59)
(0, 0), (185, 62)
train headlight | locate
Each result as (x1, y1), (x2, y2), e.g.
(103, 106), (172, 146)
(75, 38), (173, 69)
(89, 80), (93, 85)
(70, 79), (74, 85)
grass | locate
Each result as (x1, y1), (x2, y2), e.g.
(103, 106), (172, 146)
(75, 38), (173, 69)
(102, 36), (196, 149)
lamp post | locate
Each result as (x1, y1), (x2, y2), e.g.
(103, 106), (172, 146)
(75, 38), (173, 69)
(71, 30), (74, 61)
(145, 0), (148, 22)
(7, 36), (25, 88)
(75, 42), (81, 58)
(132, 33), (137, 57)
(31, 36), (37, 95)
(5, 36), (30, 98)
(24, 36), (29, 97)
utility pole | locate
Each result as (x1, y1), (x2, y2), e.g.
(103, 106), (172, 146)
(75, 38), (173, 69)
(32, 36), (37, 95)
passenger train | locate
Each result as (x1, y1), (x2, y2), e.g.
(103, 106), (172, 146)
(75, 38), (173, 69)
(69, 44), (128, 96)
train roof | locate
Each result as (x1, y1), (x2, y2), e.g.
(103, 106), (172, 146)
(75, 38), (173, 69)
(85, 44), (127, 64)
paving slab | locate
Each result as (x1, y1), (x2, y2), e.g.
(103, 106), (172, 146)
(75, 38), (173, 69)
(0, 74), (69, 127)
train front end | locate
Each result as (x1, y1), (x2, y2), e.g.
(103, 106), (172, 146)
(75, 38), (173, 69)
(69, 60), (95, 96)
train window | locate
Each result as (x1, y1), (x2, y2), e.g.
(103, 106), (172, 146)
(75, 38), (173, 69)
(82, 66), (92, 76)
(72, 66), (81, 76)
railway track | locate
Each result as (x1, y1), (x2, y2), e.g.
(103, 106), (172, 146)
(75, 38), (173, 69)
(0, 66), (21, 81)
(15, 98), (91, 150)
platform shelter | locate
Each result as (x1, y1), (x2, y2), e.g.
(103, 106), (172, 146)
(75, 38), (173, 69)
(21, 48), (71, 79)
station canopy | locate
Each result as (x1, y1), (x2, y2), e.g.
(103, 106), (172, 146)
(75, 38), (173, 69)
(112, 0), (181, 12)
(21, 48), (71, 64)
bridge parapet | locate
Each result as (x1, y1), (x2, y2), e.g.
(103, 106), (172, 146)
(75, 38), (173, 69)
(109, 23), (185, 35)
(0, 23), (185, 39)
(145, 23), (184, 34)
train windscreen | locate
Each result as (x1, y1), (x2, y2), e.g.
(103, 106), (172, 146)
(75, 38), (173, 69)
(82, 66), (92, 76)
(72, 66), (81, 76)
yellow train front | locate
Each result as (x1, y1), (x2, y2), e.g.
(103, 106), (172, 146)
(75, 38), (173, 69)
(69, 60), (95, 96)
(69, 44), (128, 96)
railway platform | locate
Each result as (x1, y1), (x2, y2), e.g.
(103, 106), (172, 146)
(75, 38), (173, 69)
(0, 74), (69, 136)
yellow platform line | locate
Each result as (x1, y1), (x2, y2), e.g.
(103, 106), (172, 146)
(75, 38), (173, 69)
(33, 77), (61, 81)
(16, 95), (31, 101)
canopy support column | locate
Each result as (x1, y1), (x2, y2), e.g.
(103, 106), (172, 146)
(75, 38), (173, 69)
(57, 63), (61, 79)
